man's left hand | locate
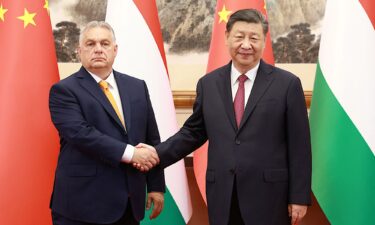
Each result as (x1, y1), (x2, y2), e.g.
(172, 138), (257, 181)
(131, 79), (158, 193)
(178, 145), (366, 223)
(146, 192), (164, 219)
(288, 204), (308, 225)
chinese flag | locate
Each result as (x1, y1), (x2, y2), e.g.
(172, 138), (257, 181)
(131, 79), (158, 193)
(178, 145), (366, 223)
(193, 0), (275, 203)
(0, 1), (60, 224)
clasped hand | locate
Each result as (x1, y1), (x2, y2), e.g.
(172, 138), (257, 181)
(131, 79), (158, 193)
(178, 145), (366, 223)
(131, 143), (159, 172)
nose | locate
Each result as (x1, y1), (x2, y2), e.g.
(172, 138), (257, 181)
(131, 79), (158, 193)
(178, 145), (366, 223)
(94, 43), (103, 53)
(241, 38), (252, 50)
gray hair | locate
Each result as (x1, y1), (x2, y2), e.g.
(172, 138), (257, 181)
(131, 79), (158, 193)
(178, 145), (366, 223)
(226, 9), (269, 36)
(79, 21), (116, 44)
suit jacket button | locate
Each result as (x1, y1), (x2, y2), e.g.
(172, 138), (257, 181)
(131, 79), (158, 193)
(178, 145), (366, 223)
(235, 139), (241, 145)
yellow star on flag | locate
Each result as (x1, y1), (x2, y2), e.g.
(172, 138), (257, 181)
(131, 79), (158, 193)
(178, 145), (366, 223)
(17, 8), (36, 28)
(0, 4), (8, 22)
(218, 5), (232, 23)
(44, 0), (50, 14)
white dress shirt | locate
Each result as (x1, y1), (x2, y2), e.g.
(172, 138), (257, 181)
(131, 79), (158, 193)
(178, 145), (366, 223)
(89, 71), (134, 163)
(230, 62), (260, 107)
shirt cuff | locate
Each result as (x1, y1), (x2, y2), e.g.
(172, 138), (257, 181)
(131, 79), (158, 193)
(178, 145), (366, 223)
(122, 144), (135, 163)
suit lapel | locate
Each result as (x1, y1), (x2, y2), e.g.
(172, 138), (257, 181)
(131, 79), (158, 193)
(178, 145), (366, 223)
(216, 62), (237, 131)
(238, 60), (274, 131)
(76, 67), (125, 131)
(114, 71), (131, 133)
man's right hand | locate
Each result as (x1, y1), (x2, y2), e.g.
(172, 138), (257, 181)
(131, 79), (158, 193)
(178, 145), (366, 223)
(130, 144), (159, 172)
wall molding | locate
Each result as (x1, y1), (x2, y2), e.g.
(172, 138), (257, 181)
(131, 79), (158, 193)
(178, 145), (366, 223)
(173, 91), (312, 109)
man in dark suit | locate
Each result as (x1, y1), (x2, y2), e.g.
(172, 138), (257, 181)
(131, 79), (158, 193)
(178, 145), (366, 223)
(136, 9), (311, 225)
(49, 21), (164, 225)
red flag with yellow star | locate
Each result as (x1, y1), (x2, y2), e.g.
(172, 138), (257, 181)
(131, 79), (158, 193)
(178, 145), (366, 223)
(193, 0), (275, 203)
(0, 0), (60, 224)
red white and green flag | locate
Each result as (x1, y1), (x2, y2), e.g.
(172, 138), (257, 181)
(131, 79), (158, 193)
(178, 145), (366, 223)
(0, 0), (60, 224)
(105, 1), (192, 224)
(310, 0), (375, 224)
(194, 0), (274, 203)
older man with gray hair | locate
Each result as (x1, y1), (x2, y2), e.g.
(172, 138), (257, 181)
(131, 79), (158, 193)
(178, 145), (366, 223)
(49, 21), (164, 225)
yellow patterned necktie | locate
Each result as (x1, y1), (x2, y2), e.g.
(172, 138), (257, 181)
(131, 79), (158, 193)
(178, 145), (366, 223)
(99, 80), (125, 127)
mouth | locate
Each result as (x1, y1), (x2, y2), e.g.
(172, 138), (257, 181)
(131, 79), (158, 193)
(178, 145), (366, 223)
(92, 57), (106, 61)
(238, 52), (253, 58)
(238, 51), (253, 55)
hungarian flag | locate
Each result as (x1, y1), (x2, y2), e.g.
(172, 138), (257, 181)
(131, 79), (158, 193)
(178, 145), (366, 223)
(0, 0), (60, 225)
(194, 0), (274, 203)
(105, 1), (192, 224)
(310, 0), (375, 224)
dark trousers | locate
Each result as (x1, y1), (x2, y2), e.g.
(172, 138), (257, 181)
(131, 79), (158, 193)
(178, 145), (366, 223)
(52, 202), (138, 225)
(228, 180), (245, 225)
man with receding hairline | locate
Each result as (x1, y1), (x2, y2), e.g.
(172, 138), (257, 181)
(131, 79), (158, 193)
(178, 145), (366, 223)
(49, 21), (164, 225)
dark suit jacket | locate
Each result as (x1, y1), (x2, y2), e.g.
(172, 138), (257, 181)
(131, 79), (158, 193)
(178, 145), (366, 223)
(49, 67), (165, 223)
(156, 60), (311, 225)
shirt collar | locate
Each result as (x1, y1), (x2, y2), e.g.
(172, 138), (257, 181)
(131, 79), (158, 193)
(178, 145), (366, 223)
(88, 70), (116, 88)
(231, 62), (260, 86)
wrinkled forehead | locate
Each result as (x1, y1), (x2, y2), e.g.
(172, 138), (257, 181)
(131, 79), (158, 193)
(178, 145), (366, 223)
(80, 27), (116, 44)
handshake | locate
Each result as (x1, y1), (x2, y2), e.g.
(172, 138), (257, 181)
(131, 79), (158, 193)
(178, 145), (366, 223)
(130, 143), (159, 172)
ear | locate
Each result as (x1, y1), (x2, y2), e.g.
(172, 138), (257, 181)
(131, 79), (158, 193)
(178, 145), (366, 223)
(77, 47), (82, 61)
(263, 36), (267, 50)
(225, 30), (229, 46)
(114, 44), (118, 55)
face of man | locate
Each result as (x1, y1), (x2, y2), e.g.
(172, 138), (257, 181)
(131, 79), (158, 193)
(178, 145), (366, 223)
(225, 21), (266, 73)
(78, 27), (118, 77)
